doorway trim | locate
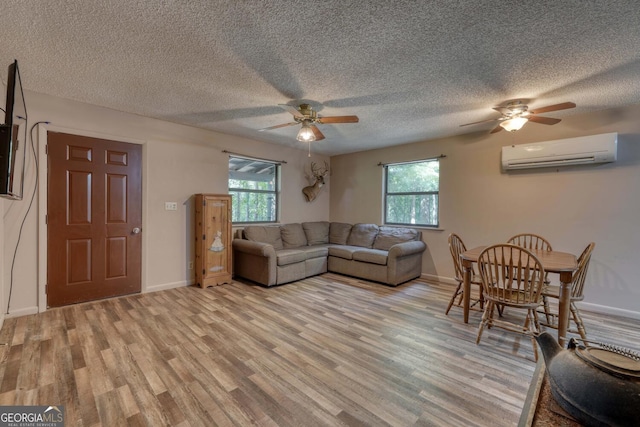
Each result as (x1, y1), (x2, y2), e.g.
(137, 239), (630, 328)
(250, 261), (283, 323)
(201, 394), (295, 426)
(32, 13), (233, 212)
(37, 124), (148, 312)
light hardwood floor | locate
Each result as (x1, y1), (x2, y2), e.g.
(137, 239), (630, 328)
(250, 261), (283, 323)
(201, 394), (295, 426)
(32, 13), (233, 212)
(1, 274), (638, 426)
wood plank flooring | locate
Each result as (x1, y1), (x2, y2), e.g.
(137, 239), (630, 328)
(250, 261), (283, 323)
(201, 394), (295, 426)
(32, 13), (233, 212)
(1, 274), (639, 426)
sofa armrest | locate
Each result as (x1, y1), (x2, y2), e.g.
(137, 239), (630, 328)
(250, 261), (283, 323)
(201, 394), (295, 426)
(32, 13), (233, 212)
(388, 240), (426, 258)
(232, 238), (277, 257)
(232, 239), (277, 286)
(386, 240), (426, 286)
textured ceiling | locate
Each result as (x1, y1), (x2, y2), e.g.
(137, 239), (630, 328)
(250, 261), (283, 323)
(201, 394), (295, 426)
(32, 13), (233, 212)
(2, 1), (640, 155)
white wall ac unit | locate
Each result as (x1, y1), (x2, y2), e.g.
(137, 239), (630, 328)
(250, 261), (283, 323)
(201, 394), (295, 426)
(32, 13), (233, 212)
(501, 132), (617, 171)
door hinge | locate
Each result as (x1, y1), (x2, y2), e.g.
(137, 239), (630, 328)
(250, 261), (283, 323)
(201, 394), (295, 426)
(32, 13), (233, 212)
(203, 234), (206, 241)
(45, 215), (48, 224)
(45, 284), (48, 294)
(202, 269), (206, 275)
(45, 145), (48, 154)
(203, 200), (206, 206)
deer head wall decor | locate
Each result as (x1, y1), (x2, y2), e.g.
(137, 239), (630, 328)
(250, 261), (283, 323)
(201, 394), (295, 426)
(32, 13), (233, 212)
(302, 161), (329, 202)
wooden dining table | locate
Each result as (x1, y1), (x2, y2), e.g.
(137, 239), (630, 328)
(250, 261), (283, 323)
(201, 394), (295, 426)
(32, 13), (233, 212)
(460, 246), (578, 346)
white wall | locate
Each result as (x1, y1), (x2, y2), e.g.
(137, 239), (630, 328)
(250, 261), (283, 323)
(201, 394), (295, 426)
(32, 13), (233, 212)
(330, 104), (640, 318)
(2, 91), (330, 316)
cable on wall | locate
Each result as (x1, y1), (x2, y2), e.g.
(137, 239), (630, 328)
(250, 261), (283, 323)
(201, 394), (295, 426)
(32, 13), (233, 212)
(6, 120), (50, 315)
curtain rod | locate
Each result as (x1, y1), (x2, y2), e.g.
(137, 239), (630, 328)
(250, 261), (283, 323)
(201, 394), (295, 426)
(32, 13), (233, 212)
(377, 154), (446, 166)
(222, 150), (287, 164)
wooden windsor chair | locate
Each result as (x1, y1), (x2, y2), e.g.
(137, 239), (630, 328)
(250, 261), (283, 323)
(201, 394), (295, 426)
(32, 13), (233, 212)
(508, 233), (553, 284)
(445, 233), (484, 315)
(476, 244), (546, 361)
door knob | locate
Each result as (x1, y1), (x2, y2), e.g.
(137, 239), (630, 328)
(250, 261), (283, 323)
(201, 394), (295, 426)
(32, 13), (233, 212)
(132, 227), (141, 234)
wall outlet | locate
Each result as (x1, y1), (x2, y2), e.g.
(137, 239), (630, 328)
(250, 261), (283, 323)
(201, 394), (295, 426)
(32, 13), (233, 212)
(188, 261), (193, 270)
(165, 202), (178, 211)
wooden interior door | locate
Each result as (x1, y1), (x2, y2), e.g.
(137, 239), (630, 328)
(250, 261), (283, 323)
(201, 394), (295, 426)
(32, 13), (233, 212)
(47, 132), (142, 307)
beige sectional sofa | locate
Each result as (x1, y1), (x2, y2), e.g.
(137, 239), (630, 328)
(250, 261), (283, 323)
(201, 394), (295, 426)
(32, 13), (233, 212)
(232, 221), (426, 287)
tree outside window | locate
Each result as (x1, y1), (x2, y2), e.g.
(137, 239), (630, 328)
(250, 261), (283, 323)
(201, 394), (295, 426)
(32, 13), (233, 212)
(228, 157), (279, 223)
(384, 159), (439, 227)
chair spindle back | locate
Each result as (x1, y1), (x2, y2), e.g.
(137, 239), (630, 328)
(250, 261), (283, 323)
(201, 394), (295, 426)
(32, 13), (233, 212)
(508, 233), (553, 252)
(477, 244), (546, 306)
(571, 242), (595, 299)
(448, 233), (467, 282)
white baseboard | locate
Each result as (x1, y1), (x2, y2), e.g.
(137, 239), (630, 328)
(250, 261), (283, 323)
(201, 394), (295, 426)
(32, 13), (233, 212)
(6, 306), (39, 319)
(145, 280), (194, 293)
(579, 302), (640, 321)
(421, 274), (640, 321)
(421, 273), (457, 286)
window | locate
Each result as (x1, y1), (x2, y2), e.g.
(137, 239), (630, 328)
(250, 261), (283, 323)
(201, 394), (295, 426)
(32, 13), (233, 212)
(384, 159), (439, 227)
(228, 156), (279, 223)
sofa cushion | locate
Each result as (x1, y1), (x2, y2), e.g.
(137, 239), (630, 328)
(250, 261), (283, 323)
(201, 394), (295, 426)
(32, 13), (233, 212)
(347, 223), (379, 248)
(330, 222), (352, 245)
(328, 245), (361, 260)
(276, 249), (307, 266)
(373, 226), (420, 251)
(244, 226), (283, 250)
(299, 245), (329, 259)
(302, 221), (330, 245)
(281, 223), (307, 248)
(353, 249), (388, 266)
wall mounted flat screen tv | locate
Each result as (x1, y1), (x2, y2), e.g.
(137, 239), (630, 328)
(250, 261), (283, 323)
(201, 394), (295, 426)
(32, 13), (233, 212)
(0, 60), (28, 200)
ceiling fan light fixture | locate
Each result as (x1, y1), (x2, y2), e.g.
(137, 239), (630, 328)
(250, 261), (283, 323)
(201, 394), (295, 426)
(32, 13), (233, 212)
(500, 117), (529, 132)
(297, 122), (316, 142)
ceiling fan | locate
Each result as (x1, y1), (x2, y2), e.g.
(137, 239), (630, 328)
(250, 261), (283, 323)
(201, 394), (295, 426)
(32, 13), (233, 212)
(460, 101), (576, 134)
(259, 103), (359, 142)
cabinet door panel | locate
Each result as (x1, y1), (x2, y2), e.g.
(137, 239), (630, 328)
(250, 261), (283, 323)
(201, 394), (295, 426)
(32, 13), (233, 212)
(195, 194), (232, 287)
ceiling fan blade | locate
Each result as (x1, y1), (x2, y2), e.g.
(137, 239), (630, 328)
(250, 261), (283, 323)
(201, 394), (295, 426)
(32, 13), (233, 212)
(277, 104), (304, 118)
(460, 117), (503, 127)
(490, 124), (504, 134)
(529, 102), (576, 115)
(259, 122), (298, 131)
(316, 115), (359, 124)
(528, 116), (562, 125)
(310, 125), (325, 141)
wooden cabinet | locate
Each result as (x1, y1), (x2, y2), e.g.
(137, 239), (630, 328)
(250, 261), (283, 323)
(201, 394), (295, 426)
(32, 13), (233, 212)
(195, 194), (232, 287)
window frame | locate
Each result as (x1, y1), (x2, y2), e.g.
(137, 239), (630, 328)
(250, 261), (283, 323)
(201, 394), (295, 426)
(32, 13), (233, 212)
(228, 156), (280, 224)
(383, 158), (440, 228)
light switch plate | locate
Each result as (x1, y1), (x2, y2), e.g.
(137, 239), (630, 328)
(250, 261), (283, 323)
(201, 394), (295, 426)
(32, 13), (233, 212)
(165, 202), (178, 211)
